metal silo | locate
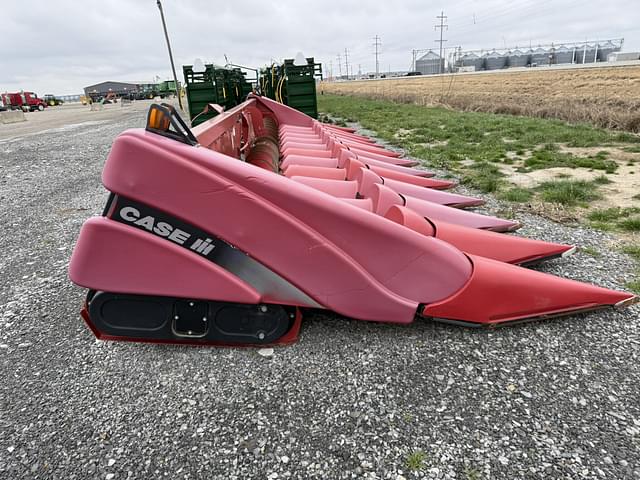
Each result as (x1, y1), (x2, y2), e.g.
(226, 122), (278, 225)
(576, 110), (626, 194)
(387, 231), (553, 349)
(415, 50), (443, 75)
(460, 52), (484, 71)
(530, 47), (551, 66)
(552, 45), (573, 64)
(507, 49), (529, 67)
(597, 40), (619, 62)
(575, 44), (597, 63)
(484, 50), (507, 70)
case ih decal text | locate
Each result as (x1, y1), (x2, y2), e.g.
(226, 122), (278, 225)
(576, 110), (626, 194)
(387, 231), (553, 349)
(117, 204), (215, 256)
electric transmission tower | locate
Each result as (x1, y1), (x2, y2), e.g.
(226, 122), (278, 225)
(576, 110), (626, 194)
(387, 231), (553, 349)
(434, 11), (448, 73)
(344, 48), (350, 80)
(336, 53), (342, 78)
(373, 35), (381, 77)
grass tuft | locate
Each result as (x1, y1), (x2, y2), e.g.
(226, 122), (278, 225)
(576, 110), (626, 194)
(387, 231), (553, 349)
(498, 187), (533, 202)
(536, 180), (601, 206)
(463, 466), (484, 480)
(461, 162), (504, 192)
(619, 217), (640, 232)
(587, 207), (640, 231)
(405, 450), (427, 471)
(593, 174), (612, 185)
(626, 280), (640, 295)
(522, 147), (617, 173)
(580, 246), (601, 257)
(622, 245), (640, 261)
(587, 208), (625, 222)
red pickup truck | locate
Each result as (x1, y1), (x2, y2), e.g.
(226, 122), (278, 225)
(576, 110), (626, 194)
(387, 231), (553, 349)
(0, 92), (48, 112)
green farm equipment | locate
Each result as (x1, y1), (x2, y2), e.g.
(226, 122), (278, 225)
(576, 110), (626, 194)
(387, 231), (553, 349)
(183, 64), (253, 126)
(158, 80), (180, 98)
(260, 57), (322, 118)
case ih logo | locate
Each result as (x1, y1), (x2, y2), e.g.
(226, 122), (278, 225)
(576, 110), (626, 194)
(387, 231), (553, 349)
(116, 203), (215, 256)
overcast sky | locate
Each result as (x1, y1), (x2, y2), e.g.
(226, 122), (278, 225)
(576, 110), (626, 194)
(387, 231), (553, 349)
(1, 0), (638, 95)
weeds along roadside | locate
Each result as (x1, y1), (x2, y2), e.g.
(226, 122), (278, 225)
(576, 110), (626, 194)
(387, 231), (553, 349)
(317, 94), (640, 293)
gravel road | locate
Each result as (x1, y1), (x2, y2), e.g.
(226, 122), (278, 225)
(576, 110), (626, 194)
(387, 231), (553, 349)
(0, 106), (638, 480)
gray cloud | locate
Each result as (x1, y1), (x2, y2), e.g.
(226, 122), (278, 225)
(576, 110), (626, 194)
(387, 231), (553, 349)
(1, 0), (637, 94)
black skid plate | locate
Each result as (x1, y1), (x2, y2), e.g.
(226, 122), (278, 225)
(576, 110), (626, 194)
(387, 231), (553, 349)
(86, 291), (296, 345)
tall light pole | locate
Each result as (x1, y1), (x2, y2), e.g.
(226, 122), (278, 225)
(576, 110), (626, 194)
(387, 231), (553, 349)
(156, 0), (183, 110)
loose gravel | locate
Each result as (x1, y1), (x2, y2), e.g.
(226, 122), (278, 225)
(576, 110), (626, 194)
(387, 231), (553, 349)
(0, 110), (639, 480)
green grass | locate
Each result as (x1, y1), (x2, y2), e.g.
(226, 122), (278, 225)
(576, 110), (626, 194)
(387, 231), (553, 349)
(588, 207), (640, 231)
(536, 179), (601, 206)
(620, 218), (640, 232)
(593, 174), (612, 185)
(498, 187), (534, 202)
(587, 208), (626, 222)
(522, 145), (617, 173)
(621, 245), (640, 294)
(580, 246), (601, 257)
(626, 280), (640, 295)
(318, 95), (638, 169)
(622, 245), (640, 261)
(463, 466), (484, 480)
(405, 450), (427, 471)
(461, 161), (504, 192)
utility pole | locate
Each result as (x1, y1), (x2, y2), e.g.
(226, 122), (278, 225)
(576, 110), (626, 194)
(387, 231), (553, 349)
(336, 53), (342, 78)
(434, 10), (448, 74)
(358, 64), (362, 78)
(329, 60), (333, 80)
(373, 35), (381, 77)
(411, 49), (417, 72)
(344, 48), (350, 80)
(156, 0), (183, 110)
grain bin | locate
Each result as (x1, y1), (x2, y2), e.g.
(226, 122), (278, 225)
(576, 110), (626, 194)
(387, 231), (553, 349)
(460, 52), (485, 71)
(552, 45), (573, 64)
(597, 40), (619, 62)
(415, 50), (443, 75)
(530, 47), (551, 66)
(507, 49), (529, 67)
(484, 50), (507, 70)
(575, 44), (597, 63)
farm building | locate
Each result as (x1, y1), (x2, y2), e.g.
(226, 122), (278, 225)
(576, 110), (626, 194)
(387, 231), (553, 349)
(415, 51), (443, 75)
(83, 81), (139, 99)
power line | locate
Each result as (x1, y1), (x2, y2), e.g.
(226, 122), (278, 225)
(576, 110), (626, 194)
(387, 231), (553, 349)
(451, 0), (581, 38)
(373, 35), (381, 77)
(447, 0), (545, 29)
(435, 11), (448, 74)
